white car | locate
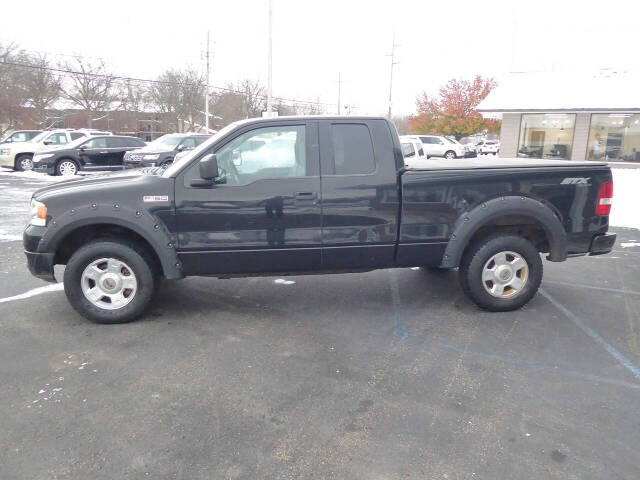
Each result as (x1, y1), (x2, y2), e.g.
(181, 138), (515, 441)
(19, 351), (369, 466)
(0, 129), (109, 171)
(411, 135), (466, 159)
(399, 137), (426, 166)
(477, 140), (500, 155)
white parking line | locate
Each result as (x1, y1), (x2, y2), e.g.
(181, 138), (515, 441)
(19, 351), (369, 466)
(540, 289), (640, 381)
(0, 283), (64, 304)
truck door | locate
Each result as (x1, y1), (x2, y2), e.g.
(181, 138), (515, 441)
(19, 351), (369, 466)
(174, 120), (322, 275)
(318, 119), (399, 269)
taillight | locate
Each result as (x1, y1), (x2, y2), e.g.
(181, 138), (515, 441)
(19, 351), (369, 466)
(596, 181), (613, 216)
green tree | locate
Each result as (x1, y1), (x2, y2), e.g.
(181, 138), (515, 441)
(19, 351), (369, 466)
(409, 75), (499, 139)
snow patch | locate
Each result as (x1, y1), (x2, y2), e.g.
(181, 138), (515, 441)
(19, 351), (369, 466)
(274, 278), (295, 285)
(610, 169), (640, 230)
(0, 233), (22, 242)
(0, 283), (64, 304)
(621, 241), (640, 248)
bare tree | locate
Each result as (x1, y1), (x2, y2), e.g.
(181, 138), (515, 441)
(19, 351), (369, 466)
(0, 43), (29, 136)
(237, 79), (266, 118)
(61, 57), (118, 128)
(23, 54), (62, 128)
(149, 69), (205, 132)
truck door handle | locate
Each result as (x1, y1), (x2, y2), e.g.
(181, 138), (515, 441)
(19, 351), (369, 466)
(294, 192), (316, 199)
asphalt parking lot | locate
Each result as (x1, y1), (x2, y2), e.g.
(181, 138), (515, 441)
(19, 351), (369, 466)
(1, 170), (639, 479)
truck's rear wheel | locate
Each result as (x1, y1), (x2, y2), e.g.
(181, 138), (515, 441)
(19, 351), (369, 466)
(459, 234), (542, 311)
(63, 239), (157, 323)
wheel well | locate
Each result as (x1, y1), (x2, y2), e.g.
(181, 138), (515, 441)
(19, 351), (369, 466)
(53, 224), (162, 275)
(463, 215), (551, 257)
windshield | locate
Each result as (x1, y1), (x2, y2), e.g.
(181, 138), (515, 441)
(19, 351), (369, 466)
(163, 122), (242, 177)
(28, 131), (50, 143)
(148, 135), (183, 149)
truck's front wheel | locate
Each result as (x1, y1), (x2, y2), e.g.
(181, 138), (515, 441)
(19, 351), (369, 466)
(459, 234), (542, 311)
(63, 239), (157, 323)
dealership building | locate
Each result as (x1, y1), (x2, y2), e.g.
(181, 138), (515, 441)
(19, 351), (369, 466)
(477, 72), (640, 163)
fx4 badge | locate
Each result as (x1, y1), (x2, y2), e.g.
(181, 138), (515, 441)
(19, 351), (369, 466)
(143, 195), (169, 202)
(561, 177), (591, 185)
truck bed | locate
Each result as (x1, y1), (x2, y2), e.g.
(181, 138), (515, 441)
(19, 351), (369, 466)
(405, 157), (608, 171)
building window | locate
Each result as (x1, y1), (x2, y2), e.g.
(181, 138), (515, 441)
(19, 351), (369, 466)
(517, 113), (576, 159)
(588, 113), (640, 162)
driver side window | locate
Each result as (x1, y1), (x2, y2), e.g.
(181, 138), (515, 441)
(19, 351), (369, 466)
(214, 125), (308, 186)
(83, 137), (107, 149)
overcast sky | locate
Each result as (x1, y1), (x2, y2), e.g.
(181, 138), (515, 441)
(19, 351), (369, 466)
(1, 0), (638, 116)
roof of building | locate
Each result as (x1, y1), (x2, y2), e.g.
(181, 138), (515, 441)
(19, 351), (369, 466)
(477, 71), (640, 112)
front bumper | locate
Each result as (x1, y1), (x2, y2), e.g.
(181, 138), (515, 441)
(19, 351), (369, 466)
(32, 162), (55, 175)
(24, 226), (56, 281)
(0, 154), (14, 168)
(589, 232), (617, 256)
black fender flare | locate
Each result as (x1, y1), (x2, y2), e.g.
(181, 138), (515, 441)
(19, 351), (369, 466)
(38, 203), (183, 279)
(439, 195), (567, 268)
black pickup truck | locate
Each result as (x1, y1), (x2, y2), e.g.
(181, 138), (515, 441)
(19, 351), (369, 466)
(23, 116), (616, 323)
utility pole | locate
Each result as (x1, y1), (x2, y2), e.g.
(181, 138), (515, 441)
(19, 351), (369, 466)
(387, 32), (399, 119)
(337, 72), (341, 115)
(205, 31), (211, 131)
(266, 0), (273, 113)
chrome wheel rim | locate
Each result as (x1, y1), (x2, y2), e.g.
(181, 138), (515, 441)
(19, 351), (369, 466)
(20, 158), (33, 170)
(59, 161), (77, 175)
(482, 251), (528, 298)
(81, 258), (137, 310)
(445, 152), (455, 159)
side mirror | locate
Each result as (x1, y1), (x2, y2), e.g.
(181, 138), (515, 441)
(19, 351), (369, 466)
(190, 153), (218, 187)
(43, 140), (52, 145)
(176, 144), (185, 152)
(79, 145), (87, 151)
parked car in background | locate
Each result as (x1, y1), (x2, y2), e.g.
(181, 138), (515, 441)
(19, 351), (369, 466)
(0, 130), (42, 144)
(32, 135), (146, 176)
(415, 135), (466, 159)
(123, 133), (211, 169)
(0, 129), (104, 171)
(477, 140), (500, 155)
(400, 136), (426, 166)
(463, 142), (478, 158)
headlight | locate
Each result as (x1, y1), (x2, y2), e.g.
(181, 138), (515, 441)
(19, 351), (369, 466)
(143, 154), (160, 160)
(29, 199), (48, 227)
(33, 154), (54, 163)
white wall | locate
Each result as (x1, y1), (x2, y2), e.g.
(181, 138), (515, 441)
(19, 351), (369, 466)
(571, 112), (591, 160)
(498, 113), (521, 157)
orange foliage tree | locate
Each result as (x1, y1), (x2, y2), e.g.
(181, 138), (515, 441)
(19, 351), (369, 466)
(409, 76), (500, 139)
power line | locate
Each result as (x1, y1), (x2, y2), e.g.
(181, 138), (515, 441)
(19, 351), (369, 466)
(0, 59), (335, 108)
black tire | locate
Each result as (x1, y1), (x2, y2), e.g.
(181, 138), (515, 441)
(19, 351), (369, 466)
(459, 234), (542, 311)
(56, 159), (79, 176)
(15, 154), (33, 171)
(444, 150), (456, 159)
(63, 239), (158, 323)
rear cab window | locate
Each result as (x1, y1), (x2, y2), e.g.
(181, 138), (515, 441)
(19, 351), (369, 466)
(330, 123), (376, 175)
